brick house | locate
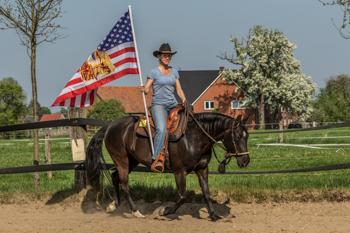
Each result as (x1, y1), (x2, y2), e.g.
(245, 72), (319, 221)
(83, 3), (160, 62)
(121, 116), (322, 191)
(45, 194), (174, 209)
(177, 67), (256, 129)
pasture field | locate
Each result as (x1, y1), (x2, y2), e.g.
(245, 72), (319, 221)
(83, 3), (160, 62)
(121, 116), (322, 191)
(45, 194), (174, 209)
(0, 126), (350, 203)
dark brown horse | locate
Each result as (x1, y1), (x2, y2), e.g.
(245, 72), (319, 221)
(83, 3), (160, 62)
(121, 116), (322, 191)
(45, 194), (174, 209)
(86, 112), (250, 220)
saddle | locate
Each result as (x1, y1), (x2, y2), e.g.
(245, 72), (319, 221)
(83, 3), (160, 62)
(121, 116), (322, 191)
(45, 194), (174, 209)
(133, 103), (189, 172)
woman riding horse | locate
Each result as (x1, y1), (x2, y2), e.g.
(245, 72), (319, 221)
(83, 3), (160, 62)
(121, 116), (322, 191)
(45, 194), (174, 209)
(86, 111), (250, 220)
(138, 43), (186, 172)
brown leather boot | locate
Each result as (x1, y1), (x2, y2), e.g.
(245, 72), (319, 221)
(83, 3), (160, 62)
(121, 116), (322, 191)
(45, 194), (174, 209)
(154, 161), (163, 171)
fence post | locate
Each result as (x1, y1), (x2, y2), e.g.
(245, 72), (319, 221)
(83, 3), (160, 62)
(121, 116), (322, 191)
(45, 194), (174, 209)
(45, 131), (52, 178)
(68, 107), (89, 195)
(279, 121), (283, 143)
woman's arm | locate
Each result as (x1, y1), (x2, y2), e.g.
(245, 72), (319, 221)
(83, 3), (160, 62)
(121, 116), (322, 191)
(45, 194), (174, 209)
(175, 79), (186, 104)
(138, 78), (153, 95)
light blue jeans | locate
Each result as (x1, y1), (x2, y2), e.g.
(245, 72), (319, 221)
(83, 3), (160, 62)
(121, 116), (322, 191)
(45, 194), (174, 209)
(151, 103), (177, 160)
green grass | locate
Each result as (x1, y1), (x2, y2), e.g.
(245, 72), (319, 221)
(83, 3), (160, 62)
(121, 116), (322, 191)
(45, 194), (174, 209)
(0, 127), (350, 203)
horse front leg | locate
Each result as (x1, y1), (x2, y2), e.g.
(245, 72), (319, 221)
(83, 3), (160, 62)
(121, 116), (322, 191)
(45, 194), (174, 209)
(160, 171), (187, 216)
(196, 166), (222, 221)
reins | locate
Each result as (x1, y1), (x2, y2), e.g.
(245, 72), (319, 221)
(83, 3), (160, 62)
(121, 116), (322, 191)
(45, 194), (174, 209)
(184, 101), (249, 173)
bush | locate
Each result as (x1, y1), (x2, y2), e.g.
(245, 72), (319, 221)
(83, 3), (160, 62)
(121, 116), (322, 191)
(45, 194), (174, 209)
(212, 108), (221, 114)
(87, 99), (127, 121)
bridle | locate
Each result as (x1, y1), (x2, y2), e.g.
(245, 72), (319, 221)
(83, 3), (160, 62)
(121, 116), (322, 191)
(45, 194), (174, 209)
(185, 102), (249, 167)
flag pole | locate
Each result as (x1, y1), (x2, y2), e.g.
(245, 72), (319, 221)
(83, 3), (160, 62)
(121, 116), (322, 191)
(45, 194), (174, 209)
(128, 5), (154, 155)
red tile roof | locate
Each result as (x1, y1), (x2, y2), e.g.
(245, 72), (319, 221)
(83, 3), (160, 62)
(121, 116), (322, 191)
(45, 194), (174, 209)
(40, 113), (65, 122)
(97, 86), (153, 113)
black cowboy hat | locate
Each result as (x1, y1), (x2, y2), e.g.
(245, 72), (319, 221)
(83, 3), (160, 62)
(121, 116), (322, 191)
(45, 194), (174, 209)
(153, 43), (177, 57)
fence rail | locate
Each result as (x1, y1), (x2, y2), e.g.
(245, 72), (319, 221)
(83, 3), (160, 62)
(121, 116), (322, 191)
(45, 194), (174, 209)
(0, 118), (111, 132)
(1, 162), (350, 175)
(249, 120), (350, 134)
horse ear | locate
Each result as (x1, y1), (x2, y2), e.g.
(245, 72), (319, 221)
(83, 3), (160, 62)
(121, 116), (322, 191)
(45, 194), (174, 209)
(234, 115), (242, 126)
(242, 114), (250, 125)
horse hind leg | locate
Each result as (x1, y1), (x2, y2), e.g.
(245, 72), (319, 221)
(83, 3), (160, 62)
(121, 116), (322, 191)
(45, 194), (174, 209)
(118, 166), (145, 217)
(109, 155), (145, 218)
(106, 171), (121, 213)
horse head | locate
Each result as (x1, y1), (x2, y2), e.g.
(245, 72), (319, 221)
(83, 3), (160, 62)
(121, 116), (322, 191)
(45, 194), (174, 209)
(223, 114), (250, 168)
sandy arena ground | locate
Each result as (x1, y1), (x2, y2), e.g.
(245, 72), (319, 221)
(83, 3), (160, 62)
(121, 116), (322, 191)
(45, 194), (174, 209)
(1, 200), (350, 233)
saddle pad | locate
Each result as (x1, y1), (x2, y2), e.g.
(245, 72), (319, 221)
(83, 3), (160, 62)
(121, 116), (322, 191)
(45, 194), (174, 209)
(135, 111), (185, 142)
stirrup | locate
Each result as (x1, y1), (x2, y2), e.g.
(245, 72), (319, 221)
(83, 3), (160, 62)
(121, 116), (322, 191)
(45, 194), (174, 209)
(151, 153), (165, 173)
(154, 161), (163, 171)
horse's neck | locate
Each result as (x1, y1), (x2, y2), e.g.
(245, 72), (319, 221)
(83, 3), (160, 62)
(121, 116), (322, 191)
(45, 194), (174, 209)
(193, 113), (232, 141)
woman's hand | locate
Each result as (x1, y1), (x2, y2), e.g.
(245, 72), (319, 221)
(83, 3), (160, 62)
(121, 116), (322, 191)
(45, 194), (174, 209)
(138, 85), (145, 93)
(139, 78), (153, 95)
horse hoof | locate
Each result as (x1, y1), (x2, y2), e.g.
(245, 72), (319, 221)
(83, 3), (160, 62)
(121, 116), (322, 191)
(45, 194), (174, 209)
(132, 210), (145, 218)
(210, 213), (223, 221)
(159, 207), (168, 216)
(106, 201), (116, 213)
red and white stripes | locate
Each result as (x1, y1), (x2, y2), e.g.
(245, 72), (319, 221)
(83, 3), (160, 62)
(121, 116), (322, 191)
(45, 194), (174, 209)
(52, 42), (138, 107)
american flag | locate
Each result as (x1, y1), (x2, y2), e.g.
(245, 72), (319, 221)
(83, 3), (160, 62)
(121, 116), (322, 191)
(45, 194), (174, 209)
(51, 8), (138, 107)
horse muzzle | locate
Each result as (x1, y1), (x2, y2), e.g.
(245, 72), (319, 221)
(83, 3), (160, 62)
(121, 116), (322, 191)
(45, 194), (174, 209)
(236, 153), (250, 168)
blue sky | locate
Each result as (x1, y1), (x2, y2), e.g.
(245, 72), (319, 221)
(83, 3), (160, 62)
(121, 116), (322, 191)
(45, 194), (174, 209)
(1, 0), (350, 111)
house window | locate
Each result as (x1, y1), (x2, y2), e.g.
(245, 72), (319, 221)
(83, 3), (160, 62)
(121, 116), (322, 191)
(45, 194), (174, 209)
(231, 100), (245, 109)
(204, 101), (214, 110)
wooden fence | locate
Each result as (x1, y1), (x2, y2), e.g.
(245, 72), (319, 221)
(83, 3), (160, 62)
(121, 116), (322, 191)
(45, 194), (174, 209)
(0, 117), (350, 188)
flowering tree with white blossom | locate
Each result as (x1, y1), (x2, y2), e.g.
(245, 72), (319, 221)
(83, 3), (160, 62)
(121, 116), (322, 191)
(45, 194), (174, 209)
(218, 25), (317, 128)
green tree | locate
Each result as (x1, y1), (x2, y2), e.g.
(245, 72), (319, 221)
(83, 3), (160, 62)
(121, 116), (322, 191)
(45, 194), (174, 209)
(28, 99), (41, 117)
(28, 99), (50, 118)
(54, 108), (67, 117)
(0, 0), (67, 188)
(0, 77), (28, 126)
(319, 0), (350, 39)
(88, 99), (127, 121)
(59, 107), (68, 117)
(41, 106), (51, 116)
(310, 74), (350, 122)
(218, 25), (317, 128)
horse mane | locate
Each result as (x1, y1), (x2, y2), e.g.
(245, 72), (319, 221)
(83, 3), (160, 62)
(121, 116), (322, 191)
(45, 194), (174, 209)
(189, 112), (234, 135)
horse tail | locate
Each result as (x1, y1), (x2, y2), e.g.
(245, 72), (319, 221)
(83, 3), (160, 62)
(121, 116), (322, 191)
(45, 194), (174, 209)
(85, 125), (109, 192)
